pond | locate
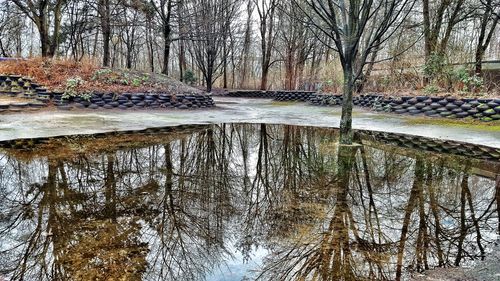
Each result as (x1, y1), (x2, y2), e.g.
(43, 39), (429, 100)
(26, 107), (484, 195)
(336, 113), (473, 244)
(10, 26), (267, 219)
(0, 124), (498, 281)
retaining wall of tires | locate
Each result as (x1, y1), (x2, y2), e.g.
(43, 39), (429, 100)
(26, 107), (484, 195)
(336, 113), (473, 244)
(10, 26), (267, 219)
(0, 74), (215, 112)
(0, 74), (51, 112)
(54, 92), (215, 111)
(310, 93), (500, 121)
(274, 90), (317, 102)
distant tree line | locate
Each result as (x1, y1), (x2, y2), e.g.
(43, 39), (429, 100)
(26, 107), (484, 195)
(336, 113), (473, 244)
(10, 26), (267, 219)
(0, 0), (498, 93)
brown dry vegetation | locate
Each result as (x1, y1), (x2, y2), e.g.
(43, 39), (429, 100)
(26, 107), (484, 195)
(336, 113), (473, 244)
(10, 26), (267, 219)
(0, 58), (201, 94)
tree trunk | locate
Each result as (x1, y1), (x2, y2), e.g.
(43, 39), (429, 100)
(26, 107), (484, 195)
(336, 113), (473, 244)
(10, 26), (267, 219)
(475, 1), (499, 75)
(178, 0), (186, 81)
(99, 0), (111, 67)
(258, 1), (276, 91)
(49, 0), (64, 57)
(223, 40), (227, 88)
(206, 50), (214, 92)
(475, 48), (484, 75)
(179, 41), (186, 81)
(162, 24), (171, 75)
(102, 24), (111, 66)
(39, 24), (50, 57)
(260, 66), (269, 90)
(34, 8), (51, 57)
(146, 20), (155, 72)
(126, 46), (133, 69)
(240, 7), (252, 88)
(284, 50), (294, 90)
(356, 44), (379, 93)
(339, 64), (354, 145)
(422, 0), (431, 85)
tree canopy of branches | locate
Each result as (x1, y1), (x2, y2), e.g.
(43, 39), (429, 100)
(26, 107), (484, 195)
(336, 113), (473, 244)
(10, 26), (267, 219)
(184, 0), (239, 92)
(12, 0), (67, 57)
(1, 0), (500, 130)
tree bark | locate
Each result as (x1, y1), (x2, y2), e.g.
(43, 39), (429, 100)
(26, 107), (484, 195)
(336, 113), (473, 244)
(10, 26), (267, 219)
(239, 0), (253, 88)
(98, 0), (111, 67)
(12, 0), (66, 57)
(257, 0), (276, 90)
(475, 0), (499, 75)
(162, 24), (171, 75)
(339, 64), (354, 145)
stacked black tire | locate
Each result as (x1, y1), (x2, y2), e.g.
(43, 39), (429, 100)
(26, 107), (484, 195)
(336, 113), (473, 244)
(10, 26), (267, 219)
(389, 96), (500, 121)
(309, 94), (342, 106)
(0, 74), (215, 113)
(309, 93), (394, 111)
(353, 94), (396, 111)
(56, 92), (215, 111)
(0, 75), (49, 98)
(274, 91), (316, 102)
(225, 90), (276, 98)
(0, 75), (50, 112)
(309, 93), (500, 122)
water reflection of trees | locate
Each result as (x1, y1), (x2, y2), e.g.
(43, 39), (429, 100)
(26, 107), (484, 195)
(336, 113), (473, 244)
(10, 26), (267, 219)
(0, 124), (498, 280)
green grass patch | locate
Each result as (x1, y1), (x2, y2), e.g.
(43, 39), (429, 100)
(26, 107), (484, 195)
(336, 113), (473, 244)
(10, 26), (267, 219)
(322, 108), (369, 117)
(404, 116), (500, 132)
(269, 101), (301, 107)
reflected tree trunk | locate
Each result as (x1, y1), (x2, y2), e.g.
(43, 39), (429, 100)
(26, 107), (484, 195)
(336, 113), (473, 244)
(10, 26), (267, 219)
(455, 173), (468, 266)
(104, 153), (117, 219)
(396, 157), (424, 281)
(426, 162), (444, 266)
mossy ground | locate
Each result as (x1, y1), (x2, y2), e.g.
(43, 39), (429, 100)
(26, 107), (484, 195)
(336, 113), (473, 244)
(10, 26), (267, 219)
(269, 101), (302, 106)
(404, 116), (500, 132)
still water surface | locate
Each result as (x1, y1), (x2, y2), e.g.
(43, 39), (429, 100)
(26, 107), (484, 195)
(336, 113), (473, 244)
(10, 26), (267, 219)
(0, 124), (498, 281)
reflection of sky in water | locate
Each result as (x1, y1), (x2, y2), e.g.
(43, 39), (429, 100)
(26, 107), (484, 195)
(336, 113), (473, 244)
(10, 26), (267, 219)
(207, 246), (267, 281)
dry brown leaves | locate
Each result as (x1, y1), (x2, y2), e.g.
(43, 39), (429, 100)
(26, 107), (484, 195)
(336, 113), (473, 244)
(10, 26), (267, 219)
(0, 57), (201, 94)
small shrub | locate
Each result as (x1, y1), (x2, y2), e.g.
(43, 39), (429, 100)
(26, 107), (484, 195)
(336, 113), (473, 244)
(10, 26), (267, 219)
(132, 78), (142, 87)
(183, 70), (196, 85)
(424, 84), (440, 94)
(453, 67), (483, 92)
(423, 53), (448, 78)
(62, 76), (91, 101)
(91, 69), (113, 81)
(423, 53), (454, 89)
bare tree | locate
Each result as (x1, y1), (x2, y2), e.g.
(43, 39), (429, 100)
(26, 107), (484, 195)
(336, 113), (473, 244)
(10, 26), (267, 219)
(12, 0), (68, 57)
(475, 0), (500, 74)
(185, 0), (240, 92)
(0, 2), (24, 57)
(277, 1), (315, 90)
(423, 0), (468, 61)
(255, 0), (278, 90)
(97, 0), (112, 66)
(298, 0), (415, 144)
(238, 0), (254, 88)
(150, 0), (176, 75)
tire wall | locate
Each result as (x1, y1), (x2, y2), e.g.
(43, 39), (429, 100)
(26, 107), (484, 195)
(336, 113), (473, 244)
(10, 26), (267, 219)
(310, 93), (500, 122)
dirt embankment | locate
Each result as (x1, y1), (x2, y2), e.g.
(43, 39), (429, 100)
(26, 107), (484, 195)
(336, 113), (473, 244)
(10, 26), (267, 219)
(0, 58), (201, 94)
